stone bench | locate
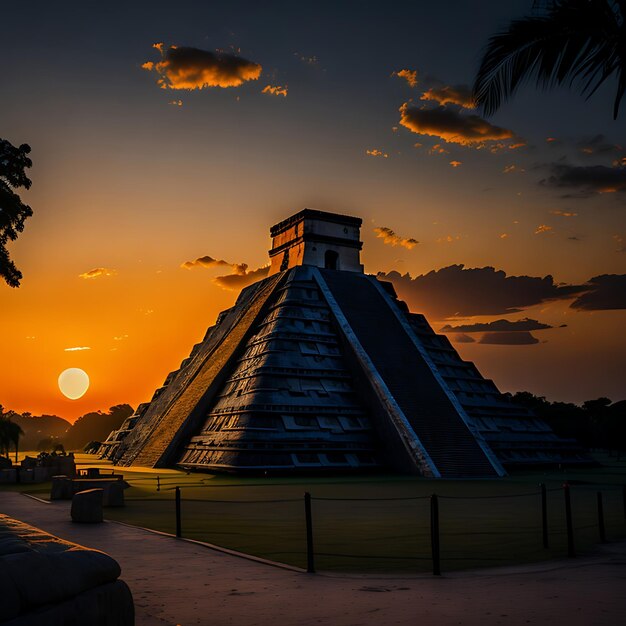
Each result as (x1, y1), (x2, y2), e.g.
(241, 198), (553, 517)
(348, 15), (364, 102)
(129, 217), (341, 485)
(51, 477), (129, 506)
(71, 489), (104, 523)
(0, 513), (134, 625)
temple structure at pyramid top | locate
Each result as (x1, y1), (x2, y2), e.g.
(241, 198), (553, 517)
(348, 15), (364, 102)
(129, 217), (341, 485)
(100, 209), (588, 477)
(268, 209), (364, 275)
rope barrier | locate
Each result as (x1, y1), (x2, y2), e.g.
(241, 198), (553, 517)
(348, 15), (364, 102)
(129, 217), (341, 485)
(312, 495), (430, 502)
(315, 552), (431, 561)
(439, 491), (541, 500)
(177, 498), (301, 504)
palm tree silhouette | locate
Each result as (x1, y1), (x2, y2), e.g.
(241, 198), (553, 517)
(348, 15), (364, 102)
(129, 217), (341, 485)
(0, 406), (25, 464)
(473, 0), (626, 119)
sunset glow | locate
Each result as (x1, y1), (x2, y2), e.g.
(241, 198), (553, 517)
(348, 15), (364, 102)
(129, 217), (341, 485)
(1, 1), (624, 424)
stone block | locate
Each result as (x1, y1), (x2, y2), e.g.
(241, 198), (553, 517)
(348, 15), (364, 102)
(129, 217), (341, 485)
(33, 466), (52, 482)
(20, 470), (35, 483)
(50, 475), (73, 500)
(102, 481), (125, 507)
(0, 469), (16, 483)
(71, 489), (103, 523)
(0, 513), (133, 625)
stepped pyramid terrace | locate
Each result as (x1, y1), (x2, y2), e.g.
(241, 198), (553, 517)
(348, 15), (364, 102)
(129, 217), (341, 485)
(100, 209), (588, 477)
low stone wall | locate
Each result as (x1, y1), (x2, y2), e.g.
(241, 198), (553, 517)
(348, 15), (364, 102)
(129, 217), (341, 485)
(0, 514), (134, 625)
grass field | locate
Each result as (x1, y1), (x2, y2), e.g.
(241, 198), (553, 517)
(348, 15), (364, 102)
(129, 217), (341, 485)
(5, 451), (626, 573)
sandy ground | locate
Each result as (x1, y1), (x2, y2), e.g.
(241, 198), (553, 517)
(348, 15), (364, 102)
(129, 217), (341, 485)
(1, 492), (625, 626)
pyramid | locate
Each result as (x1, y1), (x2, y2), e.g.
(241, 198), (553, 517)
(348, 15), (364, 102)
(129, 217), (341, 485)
(100, 209), (588, 477)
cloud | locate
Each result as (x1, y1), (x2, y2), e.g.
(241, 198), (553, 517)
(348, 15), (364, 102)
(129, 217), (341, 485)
(570, 274), (626, 311)
(143, 44), (262, 90)
(180, 255), (240, 271)
(479, 331), (540, 345)
(435, 235), (461, 243)
(503, 164), (525, 174)
(399, 103), (517, 147)
(64, 346), (91, 352)
(613, 235), (626, 252)
(169, 99), (183, 106)
(366, 149), (389, 158)
(393, 69), (418, 88)
(429, 144), (449, 155)
(79, 268), (117, 279)
(550, 209), (577, 217)
(374, 227), (418, 249)
(577, 134), (621, 156)
(450, 333), (475, 343)
(420, 85), (474, 109)
(294, 53), (319, 66)
(535, 224), (553, 235)
(440, 318), (553, 333)
(449, 160), (462, 168)
(377, 264), (585, 319)
(182, 254), (270, 290)
(262, 84), (288, 97)
(542, 163), (626, 195)
(213, 266), (269, 290)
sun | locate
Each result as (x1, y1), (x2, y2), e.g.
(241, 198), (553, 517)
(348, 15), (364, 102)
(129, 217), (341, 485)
(58, 368), (90, 400)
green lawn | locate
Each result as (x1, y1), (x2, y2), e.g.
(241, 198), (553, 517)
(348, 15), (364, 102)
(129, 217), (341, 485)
(5, 451), (626, 573)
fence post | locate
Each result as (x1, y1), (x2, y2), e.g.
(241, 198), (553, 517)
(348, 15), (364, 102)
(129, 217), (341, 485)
(304, 492), (315, 573)
(622, 485), (626, 521)
(597, 492), (607, 543)
(175, 486), (182, 538)
(157, 475), (160, 492)
(540, 483), (548, 549)
(430, 493), (441, 576)
(563, 483), (575, 558)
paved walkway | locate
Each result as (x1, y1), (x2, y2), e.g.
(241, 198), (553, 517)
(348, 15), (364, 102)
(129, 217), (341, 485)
(2, 492), (625, 626)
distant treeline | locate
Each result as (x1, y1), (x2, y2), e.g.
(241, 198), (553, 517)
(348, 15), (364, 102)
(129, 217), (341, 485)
(505, 392), (626, 453)
(0, 404), (133, 452)
(2, 394), (625, 455)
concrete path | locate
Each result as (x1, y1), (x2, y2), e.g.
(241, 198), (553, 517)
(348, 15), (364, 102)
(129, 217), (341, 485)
(1, 492), (625, 626)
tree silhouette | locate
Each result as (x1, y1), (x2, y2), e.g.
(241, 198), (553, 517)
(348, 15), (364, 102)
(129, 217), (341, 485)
(0, 138), (33, 287)
(0, 405), (25, 463)
(473, 1), (626, 119)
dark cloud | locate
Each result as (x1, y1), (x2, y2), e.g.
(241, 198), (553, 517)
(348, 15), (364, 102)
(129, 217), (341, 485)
(420, 85), (475, 109)
(577, 134), (621, 156)
(450, 333), (475, 343)
(570, 275), (626, 311)
(143, 43), (262, 90)
(181, 255), (266, 291)
(479, 332), (540, 345)
(214, 266), (269, 291)
(440, 318), (553, 333)
(542, 163), (626, 195)
(378, 265), (584, 320)
(399, 103), (518, 147)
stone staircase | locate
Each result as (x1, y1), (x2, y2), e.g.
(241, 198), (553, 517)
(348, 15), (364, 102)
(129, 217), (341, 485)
(320, 270), (500, 478)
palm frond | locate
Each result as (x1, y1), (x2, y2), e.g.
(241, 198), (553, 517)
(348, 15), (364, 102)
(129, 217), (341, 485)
(473, 0), (624, 118)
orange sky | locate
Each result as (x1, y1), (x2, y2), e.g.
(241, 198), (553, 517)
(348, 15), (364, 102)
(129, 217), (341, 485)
(1, 1), (625, 422)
